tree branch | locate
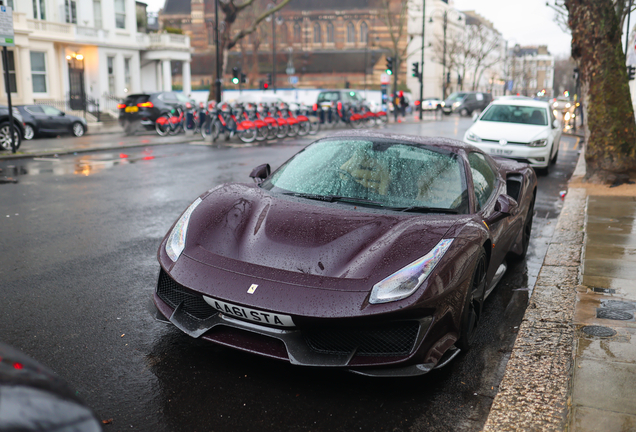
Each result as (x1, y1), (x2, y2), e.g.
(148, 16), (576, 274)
(227, 0), (294, 50)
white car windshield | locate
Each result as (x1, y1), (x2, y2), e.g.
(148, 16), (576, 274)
(480, 105), (548, 126)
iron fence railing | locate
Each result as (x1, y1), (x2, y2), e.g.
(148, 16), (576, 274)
(34, 93), (102, 122)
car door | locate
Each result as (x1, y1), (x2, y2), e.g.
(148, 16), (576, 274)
(468, 152), (509, 279)
(24, 106), (49, 133)
(464, 94), (477, 111)
(41, 106), (72, 134)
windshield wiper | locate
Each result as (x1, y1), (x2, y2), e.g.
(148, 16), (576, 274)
(282, 192), (385, 206)
(395, 206), (459, 214)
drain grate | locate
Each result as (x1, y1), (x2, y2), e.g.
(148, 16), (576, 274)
(602, 300), (636, 311)
(581, 325), (617, 338)
(592, 287), (616, 294)
(596, 308), (634, 321)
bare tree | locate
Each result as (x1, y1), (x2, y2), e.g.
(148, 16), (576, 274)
(208, 0), (294, 100)
(377, 0), (417, 90)
(465, 23), (502, 91)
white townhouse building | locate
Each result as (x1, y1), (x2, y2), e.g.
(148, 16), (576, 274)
(2, 0), (191, 116)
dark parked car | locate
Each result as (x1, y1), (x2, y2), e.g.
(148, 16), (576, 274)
(151, 130), (537, 377)
(118, 91), (190, 132)
(0, 341), (102, 431)
(442, 91), (493, 116)
(316, 89), (364, 108)
(17, 105), (87, 140)
(0, 106), (25, 151)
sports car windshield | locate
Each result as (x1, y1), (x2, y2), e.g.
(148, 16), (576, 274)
(261, 139), (468, 213)
(480, 105), (548, 126)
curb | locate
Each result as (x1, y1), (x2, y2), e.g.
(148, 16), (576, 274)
(483, 153), (587, 430)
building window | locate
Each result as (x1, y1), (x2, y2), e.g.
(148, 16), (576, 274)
(32, 0), (46, 20)
(115, 0), (126, 29)
(293, 23), (301, 43)
(107, 56), (115, 94)
(124, 58), (131, 93)
(279, 23), (288, 44)
(326, 22), (334, 43)
(347, 22), (355, 43)
(30, 51), (47, 93)
(64, 0), (77, 24)
(93, 0), (102, 28)
(313, 23), (321, 44)
(7, 0), (14, 9)
(1, 50), (16, 93)
(360, 21), (368, 44)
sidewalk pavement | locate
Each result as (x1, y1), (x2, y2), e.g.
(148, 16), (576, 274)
(484, 150), (636, 431)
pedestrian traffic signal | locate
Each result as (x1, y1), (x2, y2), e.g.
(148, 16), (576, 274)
(457, 73), (462, 86)
(628, 65), (636, 81)
(265, 73), (272, 89)
(411, 62), (419, 79)
(386, 57), (393, 75)
(240, 72), (247, 84)
(232, 67), (239, 85)
(446, 72), (451, 84)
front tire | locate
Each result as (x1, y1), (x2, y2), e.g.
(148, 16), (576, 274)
(238, 127), (257, 143)
(456, 249), (487, 351)
(24, 124), (35, 140)
(155, 115), (171, 136)
(0, 122), (21, 151)
(72, 122), (85, 137)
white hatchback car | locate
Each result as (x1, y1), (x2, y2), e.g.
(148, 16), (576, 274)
(463, 99), (561, 174)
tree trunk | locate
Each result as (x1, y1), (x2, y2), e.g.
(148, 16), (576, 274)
(566, 0), (636, 177)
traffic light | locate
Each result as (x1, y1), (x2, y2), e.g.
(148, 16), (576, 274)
(446, 72), (451, 84)
(232, 67), (239, 85)
(628, 66), (636, 81)
(265, 73), (272, 89)
(411, 62), (419, 79)
(457, 73), (462, 86)
(240, 72), (247, 84)
(573, 67), (580, 81)
(385, 57), (393, 75)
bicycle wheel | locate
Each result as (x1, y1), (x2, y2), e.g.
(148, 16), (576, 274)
(238, 127), (257, 143)
(155, 115), (171, 136)
(297, 121), (311, 136)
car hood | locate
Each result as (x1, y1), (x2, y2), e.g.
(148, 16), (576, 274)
(183, 184), (459, 281)
(469, 121), (548, 143)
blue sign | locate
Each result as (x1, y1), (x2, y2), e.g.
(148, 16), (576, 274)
(506, 80), (513, 91)
(289, 76), (298, 85)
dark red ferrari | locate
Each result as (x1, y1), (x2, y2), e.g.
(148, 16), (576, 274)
(151, 131), (537, 377)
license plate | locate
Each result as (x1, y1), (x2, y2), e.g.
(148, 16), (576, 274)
(489, 149), (513, 155)
(203, 296), (295, 327)
(125, 106), (138, 113)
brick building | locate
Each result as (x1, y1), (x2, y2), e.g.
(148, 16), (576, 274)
(509, 45), (555, 98)
(160, 0), (411, 91)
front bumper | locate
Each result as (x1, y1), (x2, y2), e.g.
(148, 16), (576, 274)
(150, 268), (455, 376)
(465, 140), (550, 168)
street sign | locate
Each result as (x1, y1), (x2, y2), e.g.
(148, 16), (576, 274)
(289, 76), (298, 85)
(381, 73), (390, 85)
(286, 67), (295, 75)
(0, 6), (14, 47)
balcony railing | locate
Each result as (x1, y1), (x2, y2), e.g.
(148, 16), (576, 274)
(27, 19), (73, 34)
(139, 33), (191, 50)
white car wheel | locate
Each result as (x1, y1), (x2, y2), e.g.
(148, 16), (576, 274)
(24, 124), (35, 140)
(72, 122), (85, 137)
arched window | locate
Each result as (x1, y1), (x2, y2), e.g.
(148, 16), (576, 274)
(313, 22), (322, 43)
(326, 22), (334, 43)
(279, 23), (288, 44)
(347, 22), (355, 43)
(293, 22), (301, 43)
(360, 21), (368, 44)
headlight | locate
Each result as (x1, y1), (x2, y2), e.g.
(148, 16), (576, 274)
(165, 197), (203, 262)
(466, 132), (482, 142)
(452, 102), (461, 108)
(441, 102), (445, 107)
(528, 139), (548, 147)
(552, 102), (558, 108)
(369, 239), (454, 304)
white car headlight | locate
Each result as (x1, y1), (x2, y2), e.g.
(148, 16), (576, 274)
(452, 102), (461, 108)
(166, 197), (203, 262)
(466, 132), (482, 142)
(369, 239), (454, 304)
(528, 139), (548, 147)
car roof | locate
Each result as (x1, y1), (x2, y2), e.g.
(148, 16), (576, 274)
(490, 98), (550, 108)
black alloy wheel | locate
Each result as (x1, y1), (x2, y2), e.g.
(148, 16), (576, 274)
(456, 249), (487, 351)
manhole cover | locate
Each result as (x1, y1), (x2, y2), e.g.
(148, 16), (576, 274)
(602, 300), (636, 311)
(581, 325), (617, 338)
(596, 308), (634, 320)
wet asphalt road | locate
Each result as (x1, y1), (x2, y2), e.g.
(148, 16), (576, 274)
(0, 118), (580, 431)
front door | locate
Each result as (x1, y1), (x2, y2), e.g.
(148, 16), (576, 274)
(68, 58), (85, 111)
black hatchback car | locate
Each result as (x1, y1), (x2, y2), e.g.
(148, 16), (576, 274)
(118, 91), (190, 131)
(17, 105), (87, 140)
(442, 92), (492, 116)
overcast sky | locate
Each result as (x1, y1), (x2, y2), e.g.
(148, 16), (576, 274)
(142, 0), (574, 57)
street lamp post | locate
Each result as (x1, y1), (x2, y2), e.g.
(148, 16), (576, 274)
(429, 9), (461, 100)
(214, 0), (221, 103)
(419, 0), (426, 120)
(272, 2), (277, 93)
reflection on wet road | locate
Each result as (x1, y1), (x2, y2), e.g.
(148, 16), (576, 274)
(0, 123), (580, 431)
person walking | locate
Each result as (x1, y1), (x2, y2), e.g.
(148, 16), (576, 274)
(399, 91), (406, 118)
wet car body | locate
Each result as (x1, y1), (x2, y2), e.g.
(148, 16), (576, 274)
(152, 131), (537, 377)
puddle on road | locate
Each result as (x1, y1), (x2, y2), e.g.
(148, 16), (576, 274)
(0, 148), (161, 181)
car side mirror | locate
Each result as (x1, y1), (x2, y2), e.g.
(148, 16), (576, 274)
(249, 164), (271, 183)
(59, 111), (66, 116)
(485, 194), (518, 225)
